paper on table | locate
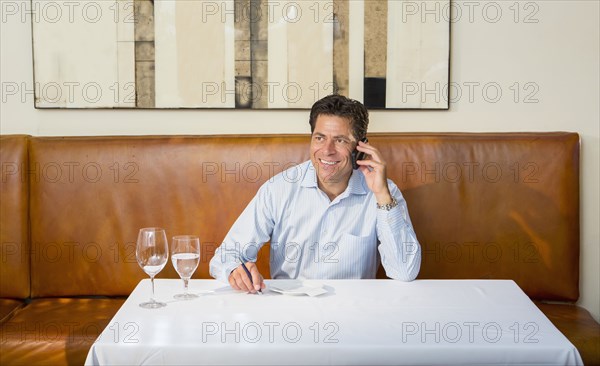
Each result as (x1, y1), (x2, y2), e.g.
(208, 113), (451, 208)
(268, 280), (328, 297)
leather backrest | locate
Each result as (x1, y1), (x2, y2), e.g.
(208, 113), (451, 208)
(29, 136), (309, 297)
(0, 135), (30, 299)
(27, 133), (579, 300)
(381, 133), (580, 301)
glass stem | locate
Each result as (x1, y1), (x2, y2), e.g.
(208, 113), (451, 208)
(150, 275), (156, 302)
(184, 278), (189, 294)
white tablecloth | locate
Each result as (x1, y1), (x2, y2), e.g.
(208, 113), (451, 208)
(85, 279), (582, 365)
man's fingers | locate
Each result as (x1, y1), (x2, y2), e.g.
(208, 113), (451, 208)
(228, 275), (239, 290)
(244, 262), (264, 292)
(250, 267), (263, 291)
(229, 271), (244, 291)
(357, 159), (384, 172)
(229, 266), (254, 292)
(357, 145), (383, 163)
(238, 266), (256, 292)
(229, 263), (264, 293)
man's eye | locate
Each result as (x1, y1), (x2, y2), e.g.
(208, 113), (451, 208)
(336, 139), (348, 144)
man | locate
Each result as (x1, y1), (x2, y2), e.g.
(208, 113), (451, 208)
(210, 94), (421, 293)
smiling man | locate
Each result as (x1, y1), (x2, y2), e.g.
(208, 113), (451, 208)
(210, 94), (421, 293)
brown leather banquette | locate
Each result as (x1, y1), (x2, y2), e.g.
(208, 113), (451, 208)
(0, 133), (598, 365)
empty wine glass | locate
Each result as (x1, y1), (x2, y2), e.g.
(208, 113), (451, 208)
(171, 235), (200, 300)
(136, 227), (169, 309)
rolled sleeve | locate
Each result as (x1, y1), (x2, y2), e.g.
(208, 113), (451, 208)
(376, 182), (421, 281)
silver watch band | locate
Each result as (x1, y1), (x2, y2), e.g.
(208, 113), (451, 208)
(377, 197), (398, 211)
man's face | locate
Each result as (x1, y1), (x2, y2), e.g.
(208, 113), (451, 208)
(310, 114), (356, 187)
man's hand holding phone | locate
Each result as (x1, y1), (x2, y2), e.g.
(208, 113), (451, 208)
(354, 139), (394, 205)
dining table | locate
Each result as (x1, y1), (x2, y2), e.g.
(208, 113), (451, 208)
(85, 278), (583, 365)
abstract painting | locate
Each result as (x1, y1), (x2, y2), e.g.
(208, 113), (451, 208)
(32, 0), (450, 109)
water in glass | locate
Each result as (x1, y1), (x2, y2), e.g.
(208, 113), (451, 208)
(171, 235), (200, 300)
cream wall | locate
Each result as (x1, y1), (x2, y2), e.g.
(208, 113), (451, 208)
(1, 1), (599, 321)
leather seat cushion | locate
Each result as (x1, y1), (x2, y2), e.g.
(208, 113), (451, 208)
(535, 302), (600, 365)
(0, 299), (24, 323)
(0, 298), (124, 365)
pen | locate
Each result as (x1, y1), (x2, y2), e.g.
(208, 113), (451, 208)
(240, 261), (263, 294)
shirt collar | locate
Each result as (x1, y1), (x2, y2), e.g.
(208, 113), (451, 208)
(301, 160), (368, 196)
(301, 161), (319, 188)
(347, 170), (369, 196)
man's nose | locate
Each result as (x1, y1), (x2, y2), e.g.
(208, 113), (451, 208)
(323, 140), (336, 154)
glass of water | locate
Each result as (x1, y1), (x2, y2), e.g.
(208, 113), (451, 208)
(171, 235), (200, 300)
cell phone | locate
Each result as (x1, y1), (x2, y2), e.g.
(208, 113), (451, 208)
(352, 137), (369, 170)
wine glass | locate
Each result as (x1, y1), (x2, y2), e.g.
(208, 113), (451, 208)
(136, 227), (169, 309)
(171, 235), (200, 300)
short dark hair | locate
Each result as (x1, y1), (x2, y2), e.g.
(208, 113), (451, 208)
(309, 94), (369, 141)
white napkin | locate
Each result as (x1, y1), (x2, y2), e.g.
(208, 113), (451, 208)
(268, 280), (328, 297)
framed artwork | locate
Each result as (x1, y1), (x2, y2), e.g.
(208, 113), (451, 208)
(32, 0), (450, 109)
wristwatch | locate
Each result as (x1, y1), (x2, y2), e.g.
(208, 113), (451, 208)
(377, 197), (398, 211)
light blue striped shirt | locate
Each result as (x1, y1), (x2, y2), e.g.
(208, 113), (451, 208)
(209, 160), (421, 282)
